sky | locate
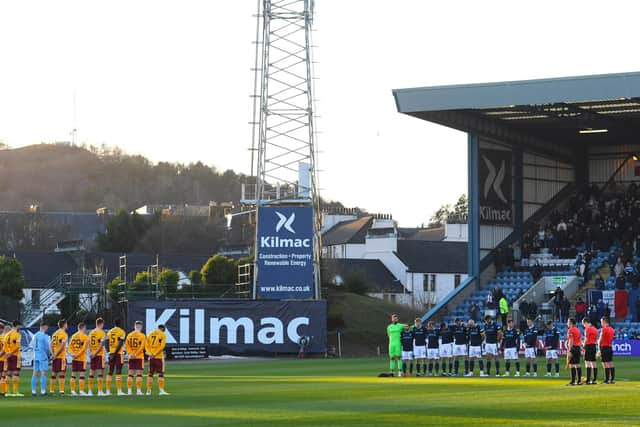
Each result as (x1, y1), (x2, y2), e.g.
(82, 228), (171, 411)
(1, 1), (640, 226)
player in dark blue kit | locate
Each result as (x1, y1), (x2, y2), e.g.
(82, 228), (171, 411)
(543, 321), (560, 377)
(452, 318), (469, 377)
(466, 319), (485, 376)
(502, 319), (521, 376)
(483, 315), (502, 377)
(425, 321), (440, 376)
(411, 319), (427, 376)
(523, 318), (538, 377)
(400, 324), (414, 377)
(439, 323), (454, 376)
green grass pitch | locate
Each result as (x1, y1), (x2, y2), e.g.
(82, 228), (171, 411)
(2, 357), (639, 426)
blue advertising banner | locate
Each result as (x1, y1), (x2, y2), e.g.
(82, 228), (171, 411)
(257, 206), (314, 299)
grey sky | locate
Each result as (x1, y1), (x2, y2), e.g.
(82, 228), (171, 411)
(1, 1), (639, 226)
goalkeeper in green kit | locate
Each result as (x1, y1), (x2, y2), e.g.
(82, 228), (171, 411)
(387, 314), (405, 377)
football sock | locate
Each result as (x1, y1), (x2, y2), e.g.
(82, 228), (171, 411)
(479, 360), (484, 372)
(434, 362), (439, 374)
(98, 376), (104, 392)
(88, 375), (94, 391)
(570, 367), (576, 383)
(58, 377), (65, 393)
(448, 362), (453, 373)
(79, 377), (85, 391)
(106, 374), (112, 390)
(0, 378), (4, 394)
(505, 361), (510, 373)
(469, 360), (475, 372)
(515, 362), (520, 372)
(40, 375), (47, 394)
(158, 376), (165, 391)
(586, 367), (591, 382)
(454, 360), (459, 374)
(422, 363), (427, 373)
(136, 375), (143, 391)
(116, 375), (123, 390)
(526, 363), (530, 373)
(70, 376), (76, 391)
(428, 362), (433, 374)
(604, 367), (610, 382)
(147, 376), (153, 391)
(576, 368), (582, 383)
(127, 375), (133, 391)
(555, 363), (560, 373)
(611, 367), (615, 381)
(397, 360), (403, 372)
(50, 376), (56, 393)
(402, 362), (407, 374)
(389, 360), (394, 372)
(533, 363), (537, 373)
(547, 363), (551, 373)
(415, 363), (420, 375)
(495, 361), (500, 374)
(32, 375), (38, 393)
(13, 377), (19, 394)
(592, 368), (597, 382)
(464, 360), (469, 374)
(409, 362), (413, 374)
(486, 361), (491, 375)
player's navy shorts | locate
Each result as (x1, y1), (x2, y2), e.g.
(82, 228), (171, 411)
(128, 358), (143, 371)
(7, 355), (20, 371)
(90, 356), (104, 370)
(601, 346), (613, 363)
(149, 358), (164, 375)
(569, 346), (581, 365)
(52, 358), (66, 373)
(71, 360), (86, 373)
(584, 344), (597, 362)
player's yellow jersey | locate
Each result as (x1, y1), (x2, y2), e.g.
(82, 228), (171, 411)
(107, 327), (126, 355)
(69, 332), (89, 362)
(88, 328), (106, 357)
(51, 329), (68, 360)
(126, 331), (146, 359)
(0, 333), (6, 361)
(4, 330), (21, 356)
(145, 329), (166, 359)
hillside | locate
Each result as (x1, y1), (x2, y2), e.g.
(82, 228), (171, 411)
(326, 289), (424, 356)
(0, 144), (245, 211)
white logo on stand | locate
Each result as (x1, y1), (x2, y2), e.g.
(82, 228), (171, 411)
(275, 211), (296, 233)
(482, 156), (507, 203)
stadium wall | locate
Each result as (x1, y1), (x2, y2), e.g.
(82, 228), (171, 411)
(588, 144), (640, 184)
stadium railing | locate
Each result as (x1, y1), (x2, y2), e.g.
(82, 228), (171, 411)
(421, 276), (477, 323)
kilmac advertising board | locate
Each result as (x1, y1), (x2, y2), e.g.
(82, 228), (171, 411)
(256, 205), (315, 299)
(128, 299), (327, 357)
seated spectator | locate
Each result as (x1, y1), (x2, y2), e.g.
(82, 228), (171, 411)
(594, 274), (605, 290)
(614, 258), (625, 277)
(615, 275), (626, 290)
(636, 296), (640, 322)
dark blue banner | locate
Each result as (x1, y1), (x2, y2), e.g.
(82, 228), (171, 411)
(257, 206), (314, 299)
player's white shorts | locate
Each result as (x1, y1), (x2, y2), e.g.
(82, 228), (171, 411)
(504, 347), (518, 360)
(453, 344), (467, 357)
(468, 345), (482, 359)
(427, 348), (439, 360)
(485, 343), (498, 356)
(402, 351), (414, 360)
(524, 347), (536, 359)
(545, 349), (558, 359)
(413, 345), (426, 359)
(439, 343), (453, 358)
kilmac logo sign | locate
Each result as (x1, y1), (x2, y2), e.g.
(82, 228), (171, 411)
(257, 206), (314, 299)
(478, 148), (513, 225)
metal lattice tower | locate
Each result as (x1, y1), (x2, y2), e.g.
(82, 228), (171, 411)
(249, 0), (322, 299)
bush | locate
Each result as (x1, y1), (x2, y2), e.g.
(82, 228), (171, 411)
(159, 269), (179, 296)
(107, 277), (123, 301)
(201, 255), (235, 285)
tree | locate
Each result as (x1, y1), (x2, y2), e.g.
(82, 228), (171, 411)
(107, 277), (123, 301)
(428, 204), (451, 228)
(201, 255), (235, 285)
(345, 272), (368, 295)
(0, 256), (26, 300)
(428, 194), (468, 227)
(158, 269), (179, 295)
(188, 270), (202, 285)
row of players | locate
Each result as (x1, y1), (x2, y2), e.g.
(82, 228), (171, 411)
(387, 314), (617, 385)
(0, 318), (169, 397)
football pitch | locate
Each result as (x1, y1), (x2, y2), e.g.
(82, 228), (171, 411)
(2, 357), (639, 427)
